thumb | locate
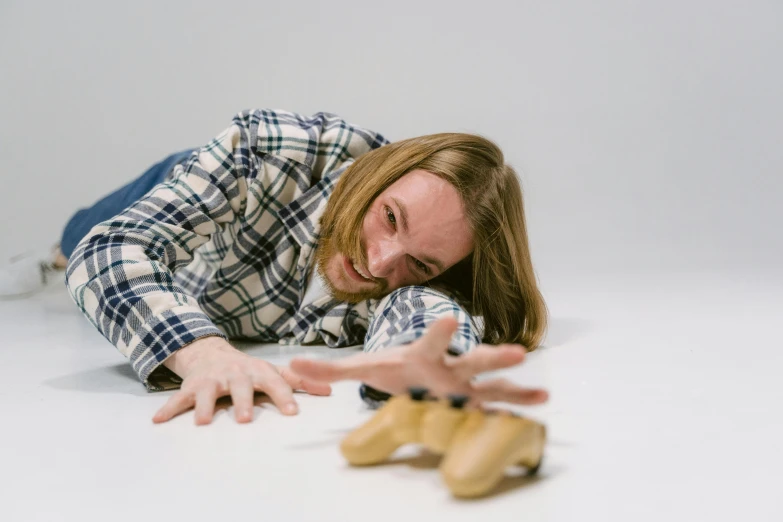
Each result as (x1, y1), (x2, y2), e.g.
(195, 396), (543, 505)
(289, 357), (360, 383)
(417, 316), (459, 359)
(278, 365), (333, 396)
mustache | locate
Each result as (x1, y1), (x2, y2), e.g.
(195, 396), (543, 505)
(353, 246), (388, 289)
(316, 235), (391, 302)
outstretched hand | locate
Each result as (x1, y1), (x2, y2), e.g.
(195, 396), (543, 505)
(290, 317), (549, 406)
(152, 336), (332, 425)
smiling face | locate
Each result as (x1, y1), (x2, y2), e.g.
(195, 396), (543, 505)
(315, 169), (474, 303)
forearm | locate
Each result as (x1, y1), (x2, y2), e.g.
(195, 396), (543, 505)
(364, 285), (480, 355)
(64, 136), (246, 384)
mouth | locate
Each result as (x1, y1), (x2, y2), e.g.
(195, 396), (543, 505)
(342, 256), (374, 283)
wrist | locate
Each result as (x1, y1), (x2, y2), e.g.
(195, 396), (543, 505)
(163, 335), (233, 377)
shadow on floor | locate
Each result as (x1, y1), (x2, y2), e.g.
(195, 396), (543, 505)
(43, 362), (152, 396)
(41, 363), (320, 407)
(41, 316), (590, 396)
(340, 449), (559, 500)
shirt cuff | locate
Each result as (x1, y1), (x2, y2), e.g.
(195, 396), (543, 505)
(129, 308), (227, 389)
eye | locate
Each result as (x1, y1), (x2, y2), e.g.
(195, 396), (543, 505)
(385, 206), (396, 226)
(413, 258), (430, 275)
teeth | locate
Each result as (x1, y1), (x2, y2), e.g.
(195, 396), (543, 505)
(352, 262), (371, 280)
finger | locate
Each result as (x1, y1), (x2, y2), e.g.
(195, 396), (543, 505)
(418, 317), (459, 359)
(448, 344), (526, 378)
(289, 356), (371, 383)
(228, 374), (255, 423)
(255, 370), (298, 416)
(471, 378), (549, 405)
(278, 366), (332, 396)
(193, 385), (220, 425)
(152, 391), (196, 423)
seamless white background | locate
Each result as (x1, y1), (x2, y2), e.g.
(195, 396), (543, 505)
(1, 1), (781, 521)
(1, 1), (780, 274)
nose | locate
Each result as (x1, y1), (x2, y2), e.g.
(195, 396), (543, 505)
(367, 239), (404, 280)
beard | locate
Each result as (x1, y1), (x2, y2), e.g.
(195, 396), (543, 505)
(314, 232), (390, 303)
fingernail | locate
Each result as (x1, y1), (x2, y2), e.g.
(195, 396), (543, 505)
(283, 403), (298, 415)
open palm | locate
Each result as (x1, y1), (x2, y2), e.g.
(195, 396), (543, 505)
(290, 317), (549, 405)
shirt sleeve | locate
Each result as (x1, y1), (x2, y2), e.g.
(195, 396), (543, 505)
(65, 109), (386, 389)
(359, 285), (482, 407)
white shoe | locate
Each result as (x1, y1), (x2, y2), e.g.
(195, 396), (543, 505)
(0, 250), (60, 299)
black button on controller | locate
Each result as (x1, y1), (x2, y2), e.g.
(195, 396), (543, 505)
(448, 394), (469, 409)
(408, 387), (429, 401)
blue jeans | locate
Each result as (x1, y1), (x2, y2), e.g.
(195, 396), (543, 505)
(60, 148), (196, 258)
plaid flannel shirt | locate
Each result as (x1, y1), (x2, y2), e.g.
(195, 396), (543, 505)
(65, 109), (480, 402)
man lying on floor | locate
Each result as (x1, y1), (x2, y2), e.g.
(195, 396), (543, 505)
(60, 108), (550, 424)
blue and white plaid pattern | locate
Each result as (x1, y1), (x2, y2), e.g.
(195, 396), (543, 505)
(65, 109), (480, 396)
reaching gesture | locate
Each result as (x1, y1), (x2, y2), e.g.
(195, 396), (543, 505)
(291, 317), (549, 405)
(152, 336), (331, 425)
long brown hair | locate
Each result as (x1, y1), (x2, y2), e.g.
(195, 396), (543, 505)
(319, 133), (548, 350)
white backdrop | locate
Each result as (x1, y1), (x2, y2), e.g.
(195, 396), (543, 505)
(2, 3), (783, 520)
(1, 0), (781, 280)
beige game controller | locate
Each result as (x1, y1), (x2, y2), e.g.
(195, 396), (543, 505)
(341, 387), (546, 498)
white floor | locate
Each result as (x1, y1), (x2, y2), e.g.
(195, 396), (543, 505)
(1, 269), (781, 522)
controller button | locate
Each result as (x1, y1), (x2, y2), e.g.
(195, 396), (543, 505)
(448, 394), (469, 409)
(408, 387), (429, 401)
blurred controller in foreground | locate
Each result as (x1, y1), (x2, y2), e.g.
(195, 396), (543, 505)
(341, 387), (546, 498)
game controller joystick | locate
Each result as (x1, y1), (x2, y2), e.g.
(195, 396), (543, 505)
(340, 387), (432, 466)
(340, 387), (546, 498)
(439, 408), (546, 497)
